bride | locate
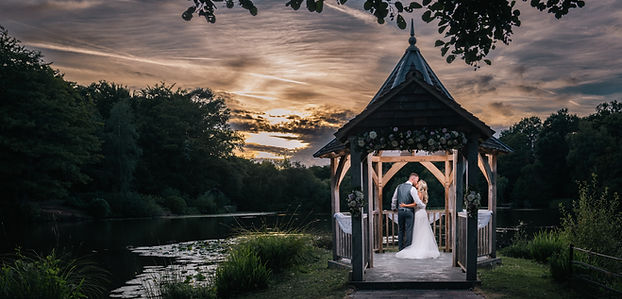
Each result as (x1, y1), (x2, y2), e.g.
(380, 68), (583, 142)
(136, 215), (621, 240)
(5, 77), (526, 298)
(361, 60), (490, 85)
(395, 180), (440, 259)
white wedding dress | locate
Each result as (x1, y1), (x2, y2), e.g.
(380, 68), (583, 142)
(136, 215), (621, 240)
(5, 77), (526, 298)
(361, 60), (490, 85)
(395, 201), (440, 259)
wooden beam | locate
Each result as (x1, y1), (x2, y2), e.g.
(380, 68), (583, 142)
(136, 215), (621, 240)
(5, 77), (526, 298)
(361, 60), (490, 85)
(421, 161), (447, 186)
(329, 158), (338, 260)
(376, 161), (383, 252)
(382, 162), (407, 184)
(371, 166), (379, 186)
(478, 153), (492, 185)
(335, 155), (350, 188)
(371, 155), (452, 163)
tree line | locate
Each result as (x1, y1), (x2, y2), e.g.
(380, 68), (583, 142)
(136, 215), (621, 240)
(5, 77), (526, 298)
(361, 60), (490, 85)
(0, 27), (329, 221)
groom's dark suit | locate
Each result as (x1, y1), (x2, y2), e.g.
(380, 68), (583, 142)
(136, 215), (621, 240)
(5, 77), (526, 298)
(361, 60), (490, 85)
(391, 182), (416, 250)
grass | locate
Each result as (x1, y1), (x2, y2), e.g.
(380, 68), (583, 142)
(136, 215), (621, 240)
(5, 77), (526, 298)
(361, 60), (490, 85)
(237, 248), (350, 299)
(477, 255), (580, 299)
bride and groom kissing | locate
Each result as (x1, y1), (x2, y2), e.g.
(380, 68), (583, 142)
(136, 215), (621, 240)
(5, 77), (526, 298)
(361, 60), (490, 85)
(391, 173), (440, 259)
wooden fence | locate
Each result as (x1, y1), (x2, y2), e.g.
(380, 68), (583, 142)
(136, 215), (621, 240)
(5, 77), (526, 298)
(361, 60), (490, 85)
(379, 209), (450, 251)
(335, 213), (370, 267)
(570, 245), (622, 296)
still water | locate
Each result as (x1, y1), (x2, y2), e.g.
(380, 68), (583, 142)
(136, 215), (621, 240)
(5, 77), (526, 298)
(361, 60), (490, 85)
(1, 212), (329, 297)
(0, 209), (558, 297)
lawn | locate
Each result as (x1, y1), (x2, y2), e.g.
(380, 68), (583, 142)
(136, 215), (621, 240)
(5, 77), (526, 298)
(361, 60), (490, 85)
(238, 248), (352, 299)
(476, 255), (580, 299)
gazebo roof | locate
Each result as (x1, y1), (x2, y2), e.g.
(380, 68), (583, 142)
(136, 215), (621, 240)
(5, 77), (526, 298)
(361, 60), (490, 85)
(368, 20), (454, 107)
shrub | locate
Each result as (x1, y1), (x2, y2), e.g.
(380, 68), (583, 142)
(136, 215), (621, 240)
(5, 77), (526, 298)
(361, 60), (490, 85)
(87, 198), (111, 218)
(214, 246), (270, 298)
(0, 250), (109, 299)
(550, 249), (570, 281)
(528, 230), (567, 263)
(560, 175), (622, 258)
(500, 240), (531, 259)
(159, 281), (213, 299)
(238, 233), (314, 273)
(190, 192), (218, 214)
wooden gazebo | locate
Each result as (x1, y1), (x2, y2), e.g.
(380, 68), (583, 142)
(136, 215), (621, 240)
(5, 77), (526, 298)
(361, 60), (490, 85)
(314, 22), (511, 285)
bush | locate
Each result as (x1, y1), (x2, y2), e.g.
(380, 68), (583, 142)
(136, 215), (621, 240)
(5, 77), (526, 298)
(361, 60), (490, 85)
(159, 281), (213, 299)
(550, 249), (570, 281)
(560, 175), (622, 258)
(87, 198), (111, 218)
(238, 233), (314, 273)
(190, 192), (218, 214)
(500, 240), (531, 259)
(528, 230), (567, 263)
(214, 246), (270, 298)
(0, 250), (109, 299)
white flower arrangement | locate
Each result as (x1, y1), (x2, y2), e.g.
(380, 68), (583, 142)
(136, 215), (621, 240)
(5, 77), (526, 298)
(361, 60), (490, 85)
(354, 127), (467, 153)
(464, 188), (481, 218)
(347, 190), (365, 217)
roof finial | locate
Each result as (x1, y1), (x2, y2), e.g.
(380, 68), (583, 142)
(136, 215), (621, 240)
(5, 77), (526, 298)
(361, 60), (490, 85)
(408, 18), (417, 47)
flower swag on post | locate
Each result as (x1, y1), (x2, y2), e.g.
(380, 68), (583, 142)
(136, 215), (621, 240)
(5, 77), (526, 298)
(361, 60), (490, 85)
(464, 187), (481, 218)
(354, 127), (467, 153)
(347, 190), (365, 217)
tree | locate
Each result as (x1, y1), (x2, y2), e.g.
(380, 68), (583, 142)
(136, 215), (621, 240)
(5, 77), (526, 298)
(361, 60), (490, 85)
(498, 116), (542, 205)
(567, 101), (622, 195)
(0, 27), (100, 203)
(534, 108), (578, 200)
(180, 0), (584, 66)
(103, 99), (141, 194)
(133, 84), (242, 197)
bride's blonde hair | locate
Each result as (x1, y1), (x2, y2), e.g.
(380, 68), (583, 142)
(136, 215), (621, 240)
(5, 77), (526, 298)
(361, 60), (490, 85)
(418, 180), (429, 204)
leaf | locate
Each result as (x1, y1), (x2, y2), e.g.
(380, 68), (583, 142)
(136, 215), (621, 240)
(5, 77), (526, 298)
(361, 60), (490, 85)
(484, 59), (491, 65)
(422, 10), (432, 22)
(395, 1), (404, 12)
(397, 14), (406, 29)
(410, 2), (422, 9)
(441, 46), (449, 56)
(422, 0), (431, 6)
(446, 55), (456, 63)
(438, 25), (447, 33)
(306, 0), (316, 12)
(315, 0), (323, 13)
(434, 40), (444, 47)
(364, 0), (371, 10)
(339, 0), (347, 4)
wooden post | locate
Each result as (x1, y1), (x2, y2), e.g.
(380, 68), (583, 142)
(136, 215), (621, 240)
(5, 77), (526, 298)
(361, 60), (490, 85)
(349, 138), (364, 281)
(489, 154), (498, 258)
(452, 150), (464, 267)
(465, 133), (479, 281)
(376, 160), (383, 253)
(330, 157), (338, 261)
(444, 156), (451, 252)
(366, 153), (374, 268)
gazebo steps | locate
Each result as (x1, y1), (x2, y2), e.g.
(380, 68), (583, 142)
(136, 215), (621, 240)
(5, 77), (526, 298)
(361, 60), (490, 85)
(350, 280), (480, 290)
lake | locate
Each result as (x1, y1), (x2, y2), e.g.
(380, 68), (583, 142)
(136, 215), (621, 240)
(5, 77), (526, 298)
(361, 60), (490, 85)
(0, 208), (559, 297)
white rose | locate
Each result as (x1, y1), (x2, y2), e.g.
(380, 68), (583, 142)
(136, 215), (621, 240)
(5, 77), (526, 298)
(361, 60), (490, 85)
(369, 131), (377, 139)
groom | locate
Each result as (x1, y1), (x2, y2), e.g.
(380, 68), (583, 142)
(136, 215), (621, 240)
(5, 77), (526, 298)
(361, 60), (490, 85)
(391, 173), (420, 250)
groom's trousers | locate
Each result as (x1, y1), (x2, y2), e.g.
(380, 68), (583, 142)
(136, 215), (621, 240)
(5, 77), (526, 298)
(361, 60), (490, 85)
(398, 208), (414, 250)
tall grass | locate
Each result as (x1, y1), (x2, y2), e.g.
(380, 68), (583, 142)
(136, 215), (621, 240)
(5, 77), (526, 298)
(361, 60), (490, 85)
(0, 249), (109, 299)
(143, 266), (213, 299)
(214, 246), (271, 298)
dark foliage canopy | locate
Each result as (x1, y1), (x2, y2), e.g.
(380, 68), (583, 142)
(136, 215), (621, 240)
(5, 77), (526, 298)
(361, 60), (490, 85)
(180, 0), (584, 67)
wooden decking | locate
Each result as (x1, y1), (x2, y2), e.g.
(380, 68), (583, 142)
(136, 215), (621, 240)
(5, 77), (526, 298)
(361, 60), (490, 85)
(351, 252), (479, 290)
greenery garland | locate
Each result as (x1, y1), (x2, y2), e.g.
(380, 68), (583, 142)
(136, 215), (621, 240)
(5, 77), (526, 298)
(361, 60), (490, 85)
(354, 127), (467, 153)
(346, 190), (365, 217)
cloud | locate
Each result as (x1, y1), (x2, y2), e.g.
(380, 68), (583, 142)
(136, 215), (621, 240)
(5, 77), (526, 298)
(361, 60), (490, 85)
(3, 0), (622, 164)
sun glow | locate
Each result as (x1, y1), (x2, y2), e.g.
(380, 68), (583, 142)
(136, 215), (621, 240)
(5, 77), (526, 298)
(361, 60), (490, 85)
(245, 132), (309, 150)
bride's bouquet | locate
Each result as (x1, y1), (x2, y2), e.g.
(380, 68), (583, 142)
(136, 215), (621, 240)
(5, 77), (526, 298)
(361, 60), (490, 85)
(464, 188), (481, 218)
(347, 190), (365, 217)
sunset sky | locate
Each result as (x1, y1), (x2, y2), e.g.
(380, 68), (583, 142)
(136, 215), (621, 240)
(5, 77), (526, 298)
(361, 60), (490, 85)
(2, 0), (621, 164)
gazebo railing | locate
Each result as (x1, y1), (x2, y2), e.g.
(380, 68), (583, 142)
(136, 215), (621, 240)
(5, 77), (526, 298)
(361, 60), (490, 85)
(334, 214), (369, 265)
(456, 211), (493, 268)
(378, 209), (450, 251)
